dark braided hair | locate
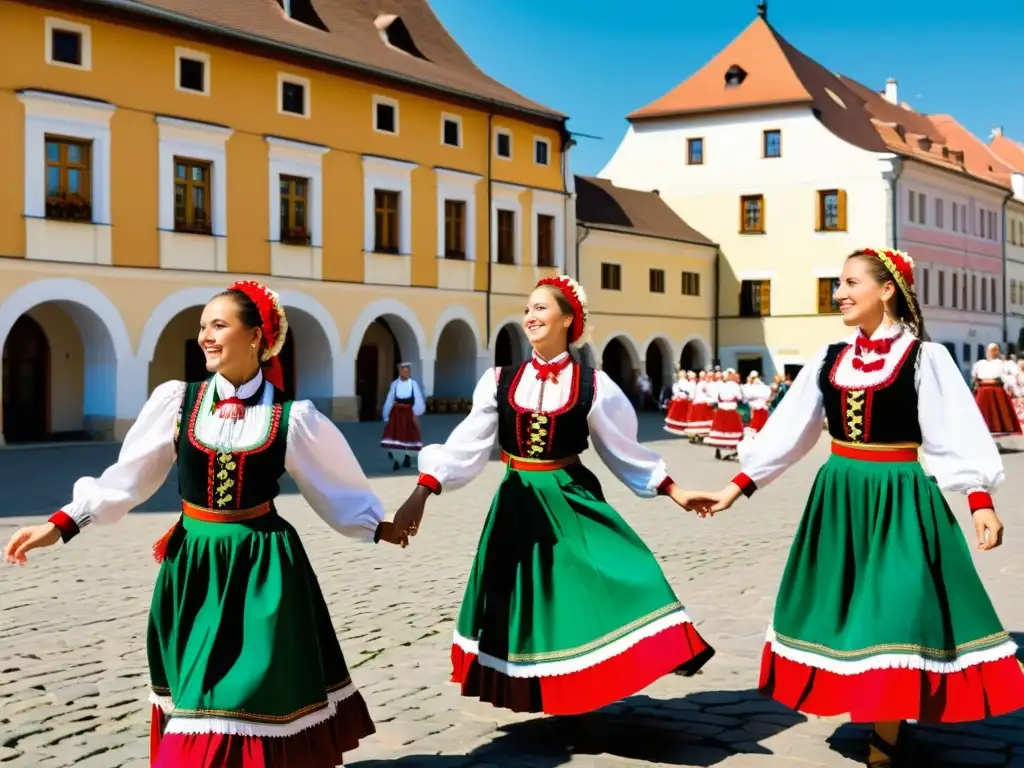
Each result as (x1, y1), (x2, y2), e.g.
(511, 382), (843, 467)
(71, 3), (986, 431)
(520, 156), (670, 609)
(217, 288), (272, 364)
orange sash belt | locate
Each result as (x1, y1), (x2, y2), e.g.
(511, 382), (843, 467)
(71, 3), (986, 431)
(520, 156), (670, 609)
(181, 500), (273, 522)
(831, 439), (919, 462)
(502, 452), (580, 472)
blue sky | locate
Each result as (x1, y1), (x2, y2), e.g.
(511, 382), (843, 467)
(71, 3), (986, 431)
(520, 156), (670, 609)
(432, 0), (1024, 177)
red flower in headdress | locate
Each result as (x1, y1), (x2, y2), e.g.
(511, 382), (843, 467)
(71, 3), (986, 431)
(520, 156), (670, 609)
(536, 275), (588, 344)
(227, 280), (289, 390)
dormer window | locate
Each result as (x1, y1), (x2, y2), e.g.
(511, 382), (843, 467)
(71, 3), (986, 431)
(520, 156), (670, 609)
(725, 65), (747, 87)
(375, 14), (426, 60)
(277, 0), (328, 30)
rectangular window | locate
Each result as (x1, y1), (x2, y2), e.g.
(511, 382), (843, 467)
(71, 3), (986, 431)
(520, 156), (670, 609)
(816, 277), (841, 314)
(536, 213), (555, 267)
(373, 189), (400, 253)
(681, 271), (700, 296)
(496, 130), (512, 159)
(601, 263), (622, 291)
(49, 26), (84, 67)
(918, 192), (926, 225)
(443, 200), (465, 259)
(279, 175), (309, 244)
(922, 267), (930, 305)
(981, 276), (988, 311)
(961, 206), (967, 232)
(534, 138), (550, 166)
(977, 344), (985, 362)
(687, 137), (704, 165)
(173, 157), (211, 234)
(979, 209), (985, 239)
(1012, 280), (1018, 306)
(952, 202), (959, 232)
(649, 268), (665, 293)
(972, 274), (977, 310)
(280, 77), (307, 116)
(763, 129), (781, 158)
(991, 277), (997, 312)
(935, 198), (944, 229)
(442, 116), (461, 148)
(496, 209), (515, 264)
(962, 272), (968, 309)
(177, 53), (207, 94)
(952, 272), (958, 308)
(374, 98), (397, 134)
(816, 189), (846, 231)
(963, 343), (971, 364)
(44, 136), (92, 221)
(990, 211), (998, 241)
(938, 270), (945, 307)
(908, 189), (915, 223)
(740, 194), (765, 233)
(739, 280), (771, 317)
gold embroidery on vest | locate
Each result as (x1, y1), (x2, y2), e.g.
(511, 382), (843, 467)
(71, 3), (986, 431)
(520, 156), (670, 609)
(215, 452), (237, 507)
(845, 390), (865, 442)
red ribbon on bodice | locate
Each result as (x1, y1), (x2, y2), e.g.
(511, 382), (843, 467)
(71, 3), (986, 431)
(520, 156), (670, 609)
(531, 356), (572, 383)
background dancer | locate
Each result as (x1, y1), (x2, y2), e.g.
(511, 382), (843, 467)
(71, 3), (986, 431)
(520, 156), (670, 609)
(664, 370), (692, 436)
(390, 275), (715, 716)
(742, 371), (772, 434)
(5, 280), (406, 768)
(705, 369), (744, 460)
(972, 343), (1022, 439)
(685, 370), (714, 443)
(694, 249), (1024, 767)
(382, 362), (426, 471)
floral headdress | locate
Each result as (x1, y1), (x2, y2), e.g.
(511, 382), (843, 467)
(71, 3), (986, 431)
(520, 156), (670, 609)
(536, 275), (588, 346)
(853, 248), (921, 335)
(227, 280), (289, 389)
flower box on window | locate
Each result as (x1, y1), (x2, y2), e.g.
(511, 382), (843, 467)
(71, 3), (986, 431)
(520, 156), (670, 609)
(281, 226), (311, 246)
(45, 195), (92, 222)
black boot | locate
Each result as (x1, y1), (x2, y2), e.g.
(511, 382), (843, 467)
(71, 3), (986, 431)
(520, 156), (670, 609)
(403, 454), (412, 468)
(392, 460), (400, 471)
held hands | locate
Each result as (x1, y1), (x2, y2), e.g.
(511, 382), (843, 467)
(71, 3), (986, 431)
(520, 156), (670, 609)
(388, 486), (429, 545)
(4, 523), (61, 565)
(973, 508), (1004, 551)
(669, 483), (743, 518)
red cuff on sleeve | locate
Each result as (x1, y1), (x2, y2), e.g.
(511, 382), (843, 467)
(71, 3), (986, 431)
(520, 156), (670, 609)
(968, 491), (994, 513)
(48, 511), (80, 543)
(732, 473), (757, 498)
(417, 473), (442, 495)
(656, 476), (674, 496)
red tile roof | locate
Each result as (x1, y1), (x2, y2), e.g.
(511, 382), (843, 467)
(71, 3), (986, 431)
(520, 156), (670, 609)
(82, 0), (565, 121)
(990, 135), (1024, 173)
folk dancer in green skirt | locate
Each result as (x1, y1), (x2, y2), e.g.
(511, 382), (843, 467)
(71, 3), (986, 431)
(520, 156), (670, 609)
(4, 280), (408, 768)
(391, 275), (716, 715)
(696, 249), (1024, 767)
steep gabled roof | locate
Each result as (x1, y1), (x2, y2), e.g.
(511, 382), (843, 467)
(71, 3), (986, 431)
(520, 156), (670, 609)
(928, 116), (1015, 187)
(990, 134), (1024, 173)
(575, 176), (715, 246)
(81, 0), (564, 121)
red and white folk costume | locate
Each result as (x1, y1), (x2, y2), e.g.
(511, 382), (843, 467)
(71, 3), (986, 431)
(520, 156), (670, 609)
(704, 374), (745, 448)
(742, 373), (772, 433)
(684, 374), (715, 438)
(381, 366), (426, 465)
(664, 372), (693, 435)
(972, 357), (1022, 438)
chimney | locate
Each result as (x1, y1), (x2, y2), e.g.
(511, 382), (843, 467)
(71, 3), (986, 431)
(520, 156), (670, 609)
(884, 78), (898, 105)
(991, 126), (1004, 139)
(652, 189), (660, 196)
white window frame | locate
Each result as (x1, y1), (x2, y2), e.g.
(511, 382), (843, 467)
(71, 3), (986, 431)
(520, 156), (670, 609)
(156, 116), (232, 236)
(533, 136), (551, 167)
(373, 95), (400, 135)
(491, 182), (523, 264)
(494, 127), (513, 160)
(436, 169), (480, 261)
(18, 90), (115, 224)
(531, 189), (565, 269)
(440, 113), (462, 148)
(267, 137), (328, 247)
(175, 47), (211, 96)
(45, 17), (92, 71)
(278, 72), (311, 118)
(362, 155), (418, 254)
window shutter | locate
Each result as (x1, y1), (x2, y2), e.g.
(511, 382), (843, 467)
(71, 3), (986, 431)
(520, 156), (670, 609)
(760, 281), (771, 315)
(761, 196), (766, 232)
(815, 191), (822, 231)
(837, 190), (848, 230)
(738, 197), (745, 232)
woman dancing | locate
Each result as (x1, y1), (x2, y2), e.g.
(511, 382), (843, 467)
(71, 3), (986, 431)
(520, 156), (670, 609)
(4, 280), (406, 768)
(391, 275), (714, 715)
(972, 343), (1022, 439)
(696, 249), (1024, 766)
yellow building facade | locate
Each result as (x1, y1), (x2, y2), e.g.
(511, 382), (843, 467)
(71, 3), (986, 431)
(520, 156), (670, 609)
(573, 176), (716, 397)
(0, 0), (570, 443)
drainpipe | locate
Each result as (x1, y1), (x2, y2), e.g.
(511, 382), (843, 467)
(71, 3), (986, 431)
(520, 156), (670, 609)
(889, 157), (904, 249)
(1002, 191), (1012, 346)
(713, 248), (720, 365)
(575, 224), (590, 285)
(485, 113), (493, 347)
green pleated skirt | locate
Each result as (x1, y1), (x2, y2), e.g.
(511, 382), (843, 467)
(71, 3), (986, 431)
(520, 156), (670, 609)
(759, 454), (1024, 722)
(450, 461), (714, 714)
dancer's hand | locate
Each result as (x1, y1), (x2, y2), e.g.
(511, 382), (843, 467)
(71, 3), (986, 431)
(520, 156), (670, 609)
(375, 521), (409, 548)
(5, 523), (61, 565)
(667, 486), (715, 517)
(690, 483), (743, 516)
(974, 508), (1004, 551)
(393, 486), (429, 538)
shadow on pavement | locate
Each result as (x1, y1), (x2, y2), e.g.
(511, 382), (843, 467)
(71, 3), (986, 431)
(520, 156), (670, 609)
(0, 413), (680, 518)
(352, 690), (804, 767)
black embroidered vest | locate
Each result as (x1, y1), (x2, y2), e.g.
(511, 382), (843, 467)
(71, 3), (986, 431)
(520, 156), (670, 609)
(819, 340), (923, 444)
(496, 362), (596, 459)
(174, 379), (292, 509)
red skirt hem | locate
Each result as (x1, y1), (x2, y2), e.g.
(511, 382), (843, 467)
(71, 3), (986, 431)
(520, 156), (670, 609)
(975, 386), (1023, 437)
(381, 404), (422, 449)
(749, 408), (769, 432)
(150, 692), (375, 768)
(450, 621), (715, 715)
(704, 409), (745, 447)
(664, 399), (690, 427)
(757, 643), (1024, 723)
(684, 403), (715, 434)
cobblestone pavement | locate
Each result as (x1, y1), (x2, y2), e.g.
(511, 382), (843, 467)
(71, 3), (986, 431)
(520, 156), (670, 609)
(2, 415), (1024, 768)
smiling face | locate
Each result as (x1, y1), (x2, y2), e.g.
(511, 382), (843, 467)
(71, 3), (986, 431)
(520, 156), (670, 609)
(198, 295), (262, 377)
(522, 286), (573, 352)
(834, 255), (895, 330)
